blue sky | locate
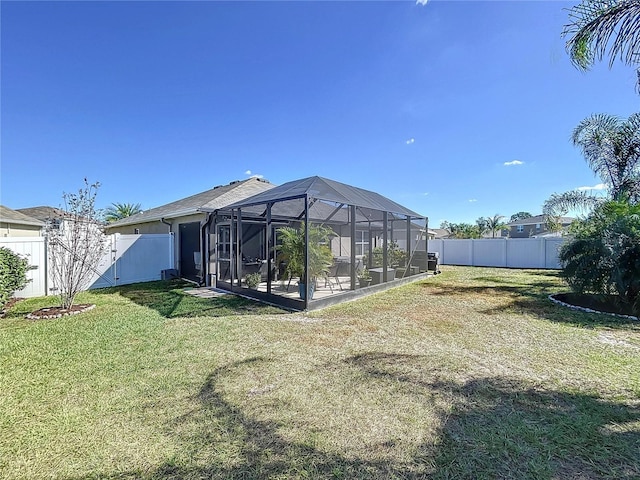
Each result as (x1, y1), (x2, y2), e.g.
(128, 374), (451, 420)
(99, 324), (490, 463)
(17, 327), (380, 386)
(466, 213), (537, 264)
(2, 0), (638, 226)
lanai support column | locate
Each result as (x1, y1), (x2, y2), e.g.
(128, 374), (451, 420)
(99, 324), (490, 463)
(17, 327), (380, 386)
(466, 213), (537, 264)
(406, 216), (412, 276)
(425, 217), (429, 269)
(266, 202), (273, 294)
(350, 204), (356, 290)
(304, 196), (310, 310)
(230, 209), (236, 287)
(236, 208), (243, 288)
(383, 212), (388, 282)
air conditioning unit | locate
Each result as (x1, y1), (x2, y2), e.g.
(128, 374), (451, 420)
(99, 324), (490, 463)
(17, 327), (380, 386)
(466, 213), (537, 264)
(161, 269), (179, 280)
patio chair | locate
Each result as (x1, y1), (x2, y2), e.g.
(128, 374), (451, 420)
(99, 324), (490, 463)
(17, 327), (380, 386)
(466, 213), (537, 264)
(324, 261), (343, 293)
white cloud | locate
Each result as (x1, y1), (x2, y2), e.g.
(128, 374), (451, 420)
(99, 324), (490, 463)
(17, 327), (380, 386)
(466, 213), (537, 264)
(423, 192), (429, 196)
(244, 169), (263, 179)
(416, 0), (429, 5)
(406, 138), (415, 145)
(576, 183), (607, 191)
(468, 199), (477, 203)
(504, 160), (524, 166)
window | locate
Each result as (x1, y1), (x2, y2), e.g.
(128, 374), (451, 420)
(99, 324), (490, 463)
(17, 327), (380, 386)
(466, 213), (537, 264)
(536, 224), (541, 230)
(355, 230), (370, 256)
(134, 228), (140, 234)
(517, 225), (524, 233)
(47, 218), (61, 230)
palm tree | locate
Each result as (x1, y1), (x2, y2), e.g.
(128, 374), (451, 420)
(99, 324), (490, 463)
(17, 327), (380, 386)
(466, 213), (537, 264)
(103, 202), (142, 223)
(485, 214), (507, 238)
(563, 0), (640, 89)
(544, 112), (640, 218)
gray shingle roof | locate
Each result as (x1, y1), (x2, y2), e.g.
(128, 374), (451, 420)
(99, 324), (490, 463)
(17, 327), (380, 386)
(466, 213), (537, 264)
(15, 206), (69, 222)
(0, 205), (45, 227)
(107, 178), (275, 228)
(506, 214), (574, 226)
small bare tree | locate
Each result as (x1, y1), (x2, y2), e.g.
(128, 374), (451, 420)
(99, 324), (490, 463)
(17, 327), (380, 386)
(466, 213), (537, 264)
(46, 179), (108, 309)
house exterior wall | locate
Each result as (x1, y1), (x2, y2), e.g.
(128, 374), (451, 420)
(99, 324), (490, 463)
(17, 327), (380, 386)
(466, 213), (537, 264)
(107, 221), (171, 235)
(0, 222), (42, 237)
(509, 224), (542, 238)
(508, 222), (572, 238)
(390, 227), (426, 252)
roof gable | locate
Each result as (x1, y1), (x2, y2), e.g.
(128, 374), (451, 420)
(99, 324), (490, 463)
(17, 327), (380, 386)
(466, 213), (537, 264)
(0, 205), (45, 227)
(15, 206), (68, 222)
(107, 178), (275, 228)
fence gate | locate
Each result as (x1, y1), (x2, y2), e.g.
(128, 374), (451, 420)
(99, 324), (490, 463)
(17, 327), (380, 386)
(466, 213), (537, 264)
(88, 233), (175, 289)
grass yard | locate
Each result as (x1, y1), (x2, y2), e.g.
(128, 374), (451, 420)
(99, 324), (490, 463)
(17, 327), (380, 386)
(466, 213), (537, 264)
(1, 267), (639, 479)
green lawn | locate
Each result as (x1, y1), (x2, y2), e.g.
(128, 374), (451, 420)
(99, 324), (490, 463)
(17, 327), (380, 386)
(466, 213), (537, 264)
(1, 268), (638, 479)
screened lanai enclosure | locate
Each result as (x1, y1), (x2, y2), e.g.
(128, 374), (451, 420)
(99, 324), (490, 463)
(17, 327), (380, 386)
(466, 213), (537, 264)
(210, 176), (429, 311)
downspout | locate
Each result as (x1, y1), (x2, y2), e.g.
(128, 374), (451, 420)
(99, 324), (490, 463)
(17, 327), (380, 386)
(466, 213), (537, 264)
(160, 218), (172, 232)
(160, 218), (175, 271)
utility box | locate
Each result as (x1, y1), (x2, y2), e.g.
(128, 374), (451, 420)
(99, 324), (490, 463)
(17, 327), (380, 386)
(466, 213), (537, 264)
(161, 269), (179, 280)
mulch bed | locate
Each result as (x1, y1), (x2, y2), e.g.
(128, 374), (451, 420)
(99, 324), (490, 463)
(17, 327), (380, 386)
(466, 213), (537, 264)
(550, 293), (638, 320)
(0, 298), (24, 318)
(26, 304), (96, 320)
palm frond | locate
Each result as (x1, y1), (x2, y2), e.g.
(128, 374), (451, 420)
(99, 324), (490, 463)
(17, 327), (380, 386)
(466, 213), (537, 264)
(564, 0), (640, 70)
(571, 112), (640, 201)
(543, 190), (603, 218)
(104, 202), (143, 223)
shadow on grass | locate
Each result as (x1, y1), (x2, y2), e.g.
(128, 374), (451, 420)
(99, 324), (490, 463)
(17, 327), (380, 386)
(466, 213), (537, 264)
(68, 357), (422, 480)
(424, 279), (640, 331)
(95, 280), (286, 318)
(346, 352), (639, 479)
(68, 354), (639, 480)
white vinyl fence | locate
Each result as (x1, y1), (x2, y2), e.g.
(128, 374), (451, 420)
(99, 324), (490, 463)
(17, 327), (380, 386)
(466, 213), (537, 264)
(427, 238), (566, 269)
(1, 233), (174, 298)
(0, 237), (47, 298)
(88, 234), (175, 289)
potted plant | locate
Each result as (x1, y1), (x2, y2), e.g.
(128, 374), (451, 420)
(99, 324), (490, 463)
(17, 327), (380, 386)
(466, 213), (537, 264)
(371, 240), (407, 268)
(277, 221), (334, 300)
(371, 240), (407, 279)
(244, 272), (261, 290)
(358, 267), (372, 288)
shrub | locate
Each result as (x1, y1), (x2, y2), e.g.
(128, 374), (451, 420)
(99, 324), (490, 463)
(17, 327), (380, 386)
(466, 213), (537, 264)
(559, 201), (640, 315)
(245, 272), (261, 289)
(0, 247), (30, 309)
(372, 241), (407, 268)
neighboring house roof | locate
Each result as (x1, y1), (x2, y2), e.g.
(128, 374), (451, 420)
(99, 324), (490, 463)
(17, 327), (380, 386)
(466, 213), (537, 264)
(16, 206), (69, 222)
(17, 205), (103, 226)
(225, 176), (425, 219)
(107, 177), (275, 228)
(431, 228), (452, 239)
(0, 205), (45, 227)
(506, 214), (574, 227)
